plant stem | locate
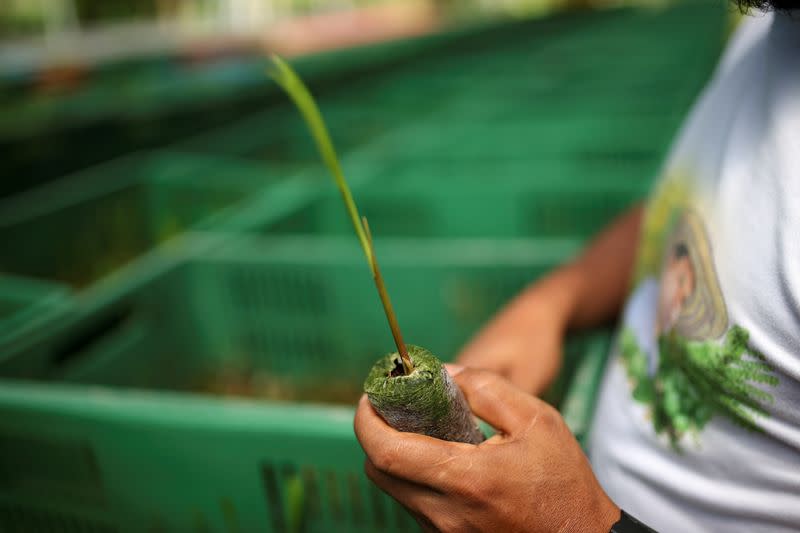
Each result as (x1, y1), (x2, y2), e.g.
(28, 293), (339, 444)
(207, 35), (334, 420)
(268, 55), (412, 374)
(362, 217), (412, 373)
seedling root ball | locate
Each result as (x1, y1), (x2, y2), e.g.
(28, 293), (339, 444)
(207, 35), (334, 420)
(364, 346), (484, 444)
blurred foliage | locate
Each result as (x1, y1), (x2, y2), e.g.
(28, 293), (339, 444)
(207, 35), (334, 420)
(0, 0), (683, 40)
(72, 0), (159, 26)
(0, 1), (42, 38)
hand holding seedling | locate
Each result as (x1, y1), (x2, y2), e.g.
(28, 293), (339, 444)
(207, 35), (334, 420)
(355, 365), (621, 533)
(269, 56), (621, 531)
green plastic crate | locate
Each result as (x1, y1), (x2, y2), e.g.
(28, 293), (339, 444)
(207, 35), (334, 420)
(261, 159), (651, 239)
(175, 2), (724, 171)
(0, 234), (609, 532)
(0, 334), (610, 533)
(339, 4), (722, 101)
(0, 20), (473, 197)
(176, 108), (353, 168)
(0, 151), (279, 289)
(0, 275), (72, 356)
(14, 234), (582, 386)
(175, 100), (437, 171)
(367, 116), (676, 163)
(1, 1), (725, 198)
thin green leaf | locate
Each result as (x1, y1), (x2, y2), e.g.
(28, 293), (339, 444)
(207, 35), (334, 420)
(268, 55), (411, 369)
(267, 55), (374, 272)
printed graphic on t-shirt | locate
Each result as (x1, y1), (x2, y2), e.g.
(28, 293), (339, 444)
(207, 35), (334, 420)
(619, 174), (779, 448)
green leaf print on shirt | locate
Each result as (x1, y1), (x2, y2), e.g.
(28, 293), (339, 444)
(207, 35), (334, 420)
(620, 325), (779, 448)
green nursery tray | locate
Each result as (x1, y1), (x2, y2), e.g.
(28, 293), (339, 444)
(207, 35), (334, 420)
(0, 151), (279, 288)
(0, 275), (72, 356)
(0, 234), (610, 532)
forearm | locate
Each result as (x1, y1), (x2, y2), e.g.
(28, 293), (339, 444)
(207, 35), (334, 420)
(483, 204), (645, 334)
(456, 205), (644, 390)
(562, 203), (644, 329)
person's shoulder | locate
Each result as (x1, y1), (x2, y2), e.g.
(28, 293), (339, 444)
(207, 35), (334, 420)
(714, 11), (774, 78)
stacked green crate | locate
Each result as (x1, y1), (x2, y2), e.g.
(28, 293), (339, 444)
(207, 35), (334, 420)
(181, 3), (725, 242)
(0, 144), (348, 384)
(174, 87), (443, 180)
(0, 26), (467, 197)
(0, 233), (605, 531)
(0, 275), (72, 359)
(12, 235), (579, 387)
(0, 344), (610, 532)
(257, 158), (649, 238)
(0, 151), (274, 289)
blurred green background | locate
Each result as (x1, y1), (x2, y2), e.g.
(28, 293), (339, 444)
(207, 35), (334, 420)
(0, 1), (731, 531)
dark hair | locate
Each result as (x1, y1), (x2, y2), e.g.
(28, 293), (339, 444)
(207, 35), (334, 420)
(735, 0), (798, 12)
(673, 242), (690, 259)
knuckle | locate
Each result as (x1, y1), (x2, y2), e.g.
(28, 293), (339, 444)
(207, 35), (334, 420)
(426, 447), (465, 487)
(538, 403), (563, 430)
(456, 480), (482, 502)
(431, 513), (462, 533)
(371, 444), (400, 474)
(431, 462), (454, 487)
(447, 463), (486, 502)
(466, 368), (503, 391)
(363, 461), (378, 483)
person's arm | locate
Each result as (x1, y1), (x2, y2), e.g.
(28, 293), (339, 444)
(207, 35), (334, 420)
(354, 365), (623, 532)
(457, 204), (644, 394)
(565, 203), (644, 327)
(354, 206), (654, 532)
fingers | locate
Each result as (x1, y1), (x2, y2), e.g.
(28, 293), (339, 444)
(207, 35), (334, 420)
(451, 367), (542, 436)
(454, 337), (509, 370)
(364, 458), (439, 514)
(366, 460), (442, 533)
(453, 346), (485, 368)
(354, 395), (471, 486)
(442, 363), (464, 376)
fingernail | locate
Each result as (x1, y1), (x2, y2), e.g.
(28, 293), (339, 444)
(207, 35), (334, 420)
(444, 363), (465, 376)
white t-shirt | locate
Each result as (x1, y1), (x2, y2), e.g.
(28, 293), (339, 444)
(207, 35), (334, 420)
(590, 10), (800, 532)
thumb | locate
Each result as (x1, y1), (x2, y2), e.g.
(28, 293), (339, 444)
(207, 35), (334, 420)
(450, 367), (542, 436)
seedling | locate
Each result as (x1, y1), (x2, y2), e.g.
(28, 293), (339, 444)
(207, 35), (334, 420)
(269, 56), (483, 443)
(268, 56), (412, 374)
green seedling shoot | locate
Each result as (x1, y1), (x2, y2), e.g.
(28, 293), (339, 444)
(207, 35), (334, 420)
(268, 56), (413, 375)
(269, 56), (483, 444)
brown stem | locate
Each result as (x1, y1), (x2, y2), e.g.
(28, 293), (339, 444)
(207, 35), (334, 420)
(362, 217), (413, 374)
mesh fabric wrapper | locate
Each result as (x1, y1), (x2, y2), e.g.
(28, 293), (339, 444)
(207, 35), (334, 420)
(363, 345), (484, 444)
